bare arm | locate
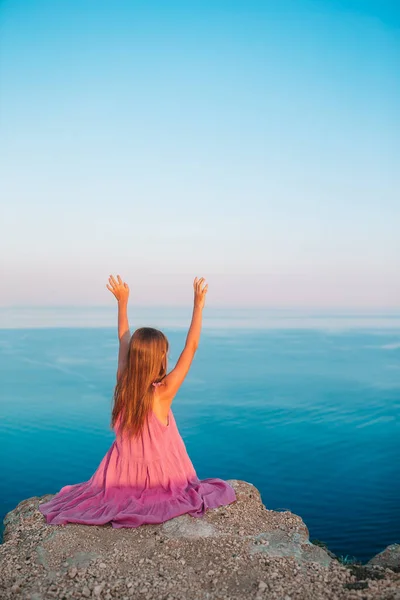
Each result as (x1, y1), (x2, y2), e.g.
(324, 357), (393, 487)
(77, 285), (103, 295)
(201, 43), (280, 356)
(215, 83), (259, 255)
(106, 274), (131, 380)
(161, 277), (208, 405)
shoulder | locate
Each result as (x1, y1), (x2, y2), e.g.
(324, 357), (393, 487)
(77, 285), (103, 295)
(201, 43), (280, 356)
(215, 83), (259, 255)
(153, 382), (173, 412)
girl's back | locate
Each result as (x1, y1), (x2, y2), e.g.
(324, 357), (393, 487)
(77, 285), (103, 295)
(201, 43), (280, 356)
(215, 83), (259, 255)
(38, 276), (236, 528)
(99, 406), (198, 496)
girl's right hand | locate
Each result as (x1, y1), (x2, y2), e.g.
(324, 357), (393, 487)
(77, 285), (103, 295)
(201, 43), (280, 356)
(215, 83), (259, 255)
(106, 275), (130, 303)
(193, 277), (208, 309)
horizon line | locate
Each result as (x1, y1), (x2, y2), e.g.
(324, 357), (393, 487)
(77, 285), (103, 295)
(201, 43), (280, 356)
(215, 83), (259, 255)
(1, 305), (399, 313)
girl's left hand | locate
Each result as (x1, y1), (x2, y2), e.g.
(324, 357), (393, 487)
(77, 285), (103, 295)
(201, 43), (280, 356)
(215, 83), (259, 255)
(106, 275), (130, 303)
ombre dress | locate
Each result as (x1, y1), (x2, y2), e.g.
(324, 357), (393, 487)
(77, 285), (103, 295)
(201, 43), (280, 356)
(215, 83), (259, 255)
(38, 405), (236, 528)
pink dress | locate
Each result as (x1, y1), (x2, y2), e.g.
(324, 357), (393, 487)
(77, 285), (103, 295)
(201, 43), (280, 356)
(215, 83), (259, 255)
(38, 406), (236, 527)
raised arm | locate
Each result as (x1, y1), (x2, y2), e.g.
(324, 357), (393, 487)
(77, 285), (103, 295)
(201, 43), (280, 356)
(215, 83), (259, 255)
(161, 277), (208, 406)
(106, 274), (131, 380)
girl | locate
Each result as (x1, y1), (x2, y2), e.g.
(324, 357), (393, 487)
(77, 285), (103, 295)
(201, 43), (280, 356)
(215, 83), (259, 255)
(38, 275), (236, 528)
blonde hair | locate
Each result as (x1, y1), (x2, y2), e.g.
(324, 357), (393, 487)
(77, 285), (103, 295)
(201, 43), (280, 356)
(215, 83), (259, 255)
(111, 327), (169, 438)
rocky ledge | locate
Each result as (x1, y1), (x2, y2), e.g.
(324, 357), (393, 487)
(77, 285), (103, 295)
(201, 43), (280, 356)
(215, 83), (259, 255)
(0, 480), (399, 600)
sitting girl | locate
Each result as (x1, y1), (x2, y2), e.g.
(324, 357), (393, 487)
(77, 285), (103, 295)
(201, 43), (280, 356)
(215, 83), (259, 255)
(38, 275), (236, 527)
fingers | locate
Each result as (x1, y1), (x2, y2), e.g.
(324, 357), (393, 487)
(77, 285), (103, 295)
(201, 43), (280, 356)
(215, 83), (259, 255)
(108, 274), (126, 289)
(194, 277), (207, 293)
(107, 274), (130, 301)
(109, 274), (118, 288)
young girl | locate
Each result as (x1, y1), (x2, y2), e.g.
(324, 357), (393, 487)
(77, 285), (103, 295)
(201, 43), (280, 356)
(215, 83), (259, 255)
(38, 275), (236, 528)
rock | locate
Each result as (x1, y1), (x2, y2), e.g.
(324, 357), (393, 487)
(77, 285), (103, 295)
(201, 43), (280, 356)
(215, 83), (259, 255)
(249, 529), (332, 567)
(0, 480), (399, 600)
(93, 583), (105, 596)
(258, 580), (268, 591)
(162, 513), (216, 538)
(311, 539), (338, 560)
(368, 543), (400, 571)
(68, 566), (77, 578)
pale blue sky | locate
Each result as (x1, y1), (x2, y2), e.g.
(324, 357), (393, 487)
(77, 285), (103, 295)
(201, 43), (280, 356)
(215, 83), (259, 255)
(1, 0), (399, 308)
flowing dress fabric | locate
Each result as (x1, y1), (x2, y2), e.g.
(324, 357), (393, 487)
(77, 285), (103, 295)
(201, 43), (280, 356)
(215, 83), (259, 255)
(38, 409), (236, 527)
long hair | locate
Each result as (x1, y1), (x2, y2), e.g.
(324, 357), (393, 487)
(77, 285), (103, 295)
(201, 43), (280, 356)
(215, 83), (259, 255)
(111, 327), (169, 439)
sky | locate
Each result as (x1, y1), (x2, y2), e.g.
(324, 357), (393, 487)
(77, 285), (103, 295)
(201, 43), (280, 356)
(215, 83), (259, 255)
(0, 0), (399, 309)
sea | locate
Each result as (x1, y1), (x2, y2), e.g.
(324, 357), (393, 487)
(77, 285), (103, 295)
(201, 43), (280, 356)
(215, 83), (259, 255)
(0, 306), (399, 563)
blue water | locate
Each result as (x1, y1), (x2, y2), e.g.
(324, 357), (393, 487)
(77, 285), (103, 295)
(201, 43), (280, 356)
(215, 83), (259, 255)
(1, 309), (399, 562)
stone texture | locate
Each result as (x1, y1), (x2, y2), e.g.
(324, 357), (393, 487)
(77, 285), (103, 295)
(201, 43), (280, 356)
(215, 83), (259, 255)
(0, 480), (399, 599)
(368, 544), (400, 572)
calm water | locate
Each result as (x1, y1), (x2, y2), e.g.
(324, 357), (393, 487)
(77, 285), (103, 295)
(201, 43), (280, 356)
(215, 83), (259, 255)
(0, 308), (399, 562)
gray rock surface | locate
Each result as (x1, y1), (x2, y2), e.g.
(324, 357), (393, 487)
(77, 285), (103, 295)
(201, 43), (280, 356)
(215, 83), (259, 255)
(1, 480), (399, 599)
(368, 543), (400, 572)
